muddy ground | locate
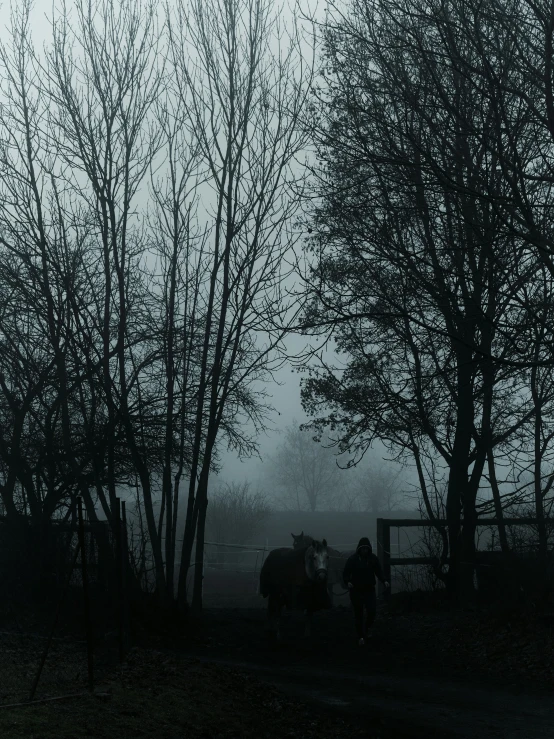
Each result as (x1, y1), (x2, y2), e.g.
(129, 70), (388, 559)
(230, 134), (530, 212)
(1, 591), (553, 738)
(184, 594), (552, 674)
(170, 592), (554, 738)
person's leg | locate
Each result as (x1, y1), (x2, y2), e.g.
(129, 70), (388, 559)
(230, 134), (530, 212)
(364, 589), (377, 636)
(350, 591), (364, 639)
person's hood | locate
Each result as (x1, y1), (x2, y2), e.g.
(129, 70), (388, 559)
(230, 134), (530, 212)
(356, 537), (372, 554)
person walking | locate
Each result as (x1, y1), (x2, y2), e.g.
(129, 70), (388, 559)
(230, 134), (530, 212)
(342, 537), (390, 646)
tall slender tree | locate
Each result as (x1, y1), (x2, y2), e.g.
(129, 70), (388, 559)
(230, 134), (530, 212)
(167, 0), (313, 614)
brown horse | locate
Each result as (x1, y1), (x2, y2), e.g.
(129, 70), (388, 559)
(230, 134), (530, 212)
(291, 531), (349, 604)
(259, 539), (330, 639)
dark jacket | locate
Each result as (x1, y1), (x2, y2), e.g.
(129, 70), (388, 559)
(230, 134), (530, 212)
(343, 539), (385, 591)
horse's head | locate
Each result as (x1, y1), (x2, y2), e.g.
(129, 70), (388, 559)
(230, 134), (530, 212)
(304, 538), (329, 583)
(292, 531), (314, 549)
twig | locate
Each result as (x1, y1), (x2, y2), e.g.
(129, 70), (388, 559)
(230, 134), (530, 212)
(0, 692), (92, 710)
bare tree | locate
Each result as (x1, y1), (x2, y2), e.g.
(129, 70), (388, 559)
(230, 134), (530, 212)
(44, 0), (167, 589)
(0, 2), (98, 532)
(166, 0), (314, 614)
(148, 81), (203, 604)
(0, 0), (312, 616)
(0, 0), (170, 592)
(268, 424), (340, 511)
(300, 0), (546, 601)
(347, 464), (404, 513)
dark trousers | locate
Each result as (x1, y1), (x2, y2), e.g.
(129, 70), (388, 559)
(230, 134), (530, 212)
(350, 588), (377, 638)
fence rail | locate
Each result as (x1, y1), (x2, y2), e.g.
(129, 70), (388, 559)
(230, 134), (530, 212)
(202, 540), (401, 578)
(204, 540), (361, 550)
(376, 516), (546, 594)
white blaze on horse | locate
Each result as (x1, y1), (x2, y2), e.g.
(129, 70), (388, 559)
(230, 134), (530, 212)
(259, 538), (331, 639)
(291, 531), (348, 604)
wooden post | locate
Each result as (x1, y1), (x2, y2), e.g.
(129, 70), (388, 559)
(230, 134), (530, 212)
(115, 497), (124, 662)
(77, 497), (94, 692)
(202, 540), (206, 603)
(121, 500), (131, 654)
(376, 518), (391, 596)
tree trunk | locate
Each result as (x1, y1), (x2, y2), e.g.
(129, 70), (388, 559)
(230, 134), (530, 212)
(446, 355), (474, 600)
(531, 362), (549, 563)
(412, 438), (448, 573)
(486, 449), (510, 554)
(191, 485), (208, 618)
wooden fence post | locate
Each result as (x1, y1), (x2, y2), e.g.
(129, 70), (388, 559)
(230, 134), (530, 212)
(115, 497), (124, 662)
(77, 496), (94, 691)
(121, 500), (131, 654)
(376, 518), (391, 596)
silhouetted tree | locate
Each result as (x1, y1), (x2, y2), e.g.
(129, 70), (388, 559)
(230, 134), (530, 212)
(268, 424), (340, 512)
(300, 0), (551, 601)
(167, 0), (314, 614)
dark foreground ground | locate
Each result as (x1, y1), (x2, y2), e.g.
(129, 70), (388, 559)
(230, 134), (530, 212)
(175, 593), (554, 739)
(0, 591), (553, 738)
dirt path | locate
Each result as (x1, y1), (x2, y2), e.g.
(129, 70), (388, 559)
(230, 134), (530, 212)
(169, 603), (554, 738)
(184, 655), (552, 739)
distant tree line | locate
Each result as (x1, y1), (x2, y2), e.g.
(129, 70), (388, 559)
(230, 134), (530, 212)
(301, 0), (554, 601)
(205, 481), (271, 566)
(267, 423), (404, 512)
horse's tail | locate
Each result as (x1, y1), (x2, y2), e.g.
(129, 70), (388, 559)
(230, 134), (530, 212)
(259, 555), (272, 598)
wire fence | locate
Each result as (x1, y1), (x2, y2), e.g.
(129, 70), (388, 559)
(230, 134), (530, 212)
(199, 540), (404, 605)
(202, 540), (369, 576)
